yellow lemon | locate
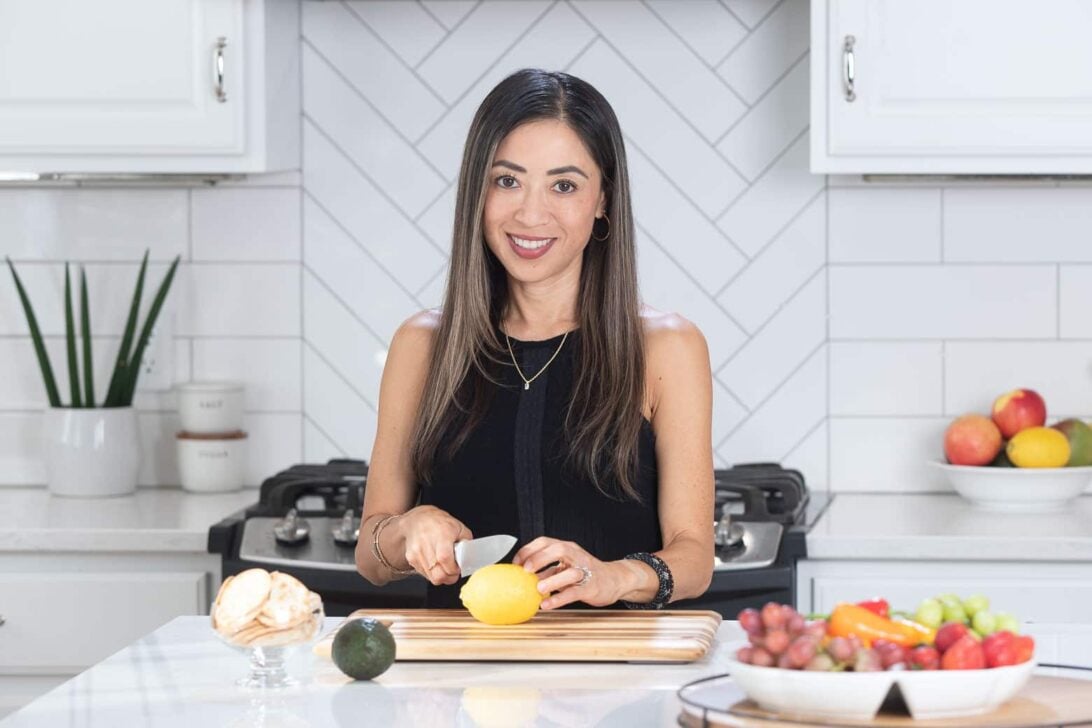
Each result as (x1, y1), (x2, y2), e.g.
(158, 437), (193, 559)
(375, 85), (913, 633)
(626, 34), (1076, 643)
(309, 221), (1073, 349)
(459, 563), (542, 625)
(1006, 426), (1071, 468)
(460, 687), (541, 728)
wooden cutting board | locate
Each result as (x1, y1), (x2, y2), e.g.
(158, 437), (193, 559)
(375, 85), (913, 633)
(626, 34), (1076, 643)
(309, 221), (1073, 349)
(313, 608), (721, 663)
(678, 675), (1092, 728)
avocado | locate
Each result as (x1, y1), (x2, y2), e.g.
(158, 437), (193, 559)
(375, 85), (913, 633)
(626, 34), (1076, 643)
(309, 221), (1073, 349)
(331, 618), (396, 680)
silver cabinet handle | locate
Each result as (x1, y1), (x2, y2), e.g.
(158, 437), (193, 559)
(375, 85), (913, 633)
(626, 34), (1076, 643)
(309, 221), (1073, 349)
(213, 37), (227, 103)
(0, 615), (5, 627)
(842, 35), (856, 102)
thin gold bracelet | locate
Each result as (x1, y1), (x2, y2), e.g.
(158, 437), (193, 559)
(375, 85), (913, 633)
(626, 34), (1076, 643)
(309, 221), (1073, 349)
(371, 513), (416, 576)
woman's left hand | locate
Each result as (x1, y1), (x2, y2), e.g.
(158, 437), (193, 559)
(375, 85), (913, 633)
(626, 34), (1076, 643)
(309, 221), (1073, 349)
(513, 537), (632, 610)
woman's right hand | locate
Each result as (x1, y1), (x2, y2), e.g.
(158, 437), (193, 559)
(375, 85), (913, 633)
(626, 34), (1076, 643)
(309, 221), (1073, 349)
(395, 505), (473, 586)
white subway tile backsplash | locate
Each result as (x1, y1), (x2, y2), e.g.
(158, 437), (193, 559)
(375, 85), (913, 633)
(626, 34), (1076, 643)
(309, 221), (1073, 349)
(830, 342), (943, 416)
(717, 0), (809, 103)
(303, 198), (421, 342)
(0, 413), (43, 484)
(0, 189), (186, 261)
(783, 420), (828, 491)
(576, 1), (746, 142)
(192, 339), (302, 412)
(712, 380), (749, 450)
(944, 341), (1092, 417)
(191, 188), (301, 262)
(636, 232), (748, 369)
(829, 188), (942, 263)
(945, 188), (1092, 262)
(302, 1), (445, 141)
(717, 345), (826, 463)
(302, 45), (446, 220)
(829, 265), (1056, 339)
(829, 417), (949, 492)
(302, 272), (386, 409)
(718, 193), (824, 332)
(717, 55), (809, 181)
(176, 264), (299, 337)
(304, 418), (346, 462)
(137, 411), (181, 486)
(420, 1), (476, 30)
(415, 186), (456, 249)
(303, 346), (377, 458)
(243, 413), (303, 486)
(721, 0), (781, 29)
(344, 1), (445, 68)
(718, 274), (825, 408)
(717, 135), (822, 255)
(417, 2), (551, 104)
(570, 41), (748, 218)
(645, 0), (748, 66)
(628, 146), (746, 295)
(303, 122), (445, 294)
(1059, 266), (1092, 338)
(414, 2), (596, 182)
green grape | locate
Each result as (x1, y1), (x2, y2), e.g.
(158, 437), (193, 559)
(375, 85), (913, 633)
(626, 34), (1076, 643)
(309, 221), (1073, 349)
(942, 602), (967, 624)
(937, 593), (962, 608)
(962, 594), (989, 618)
(915, 598), (944, 629)
(971, 610), (997, 635)
(995, 612), (1020, 634)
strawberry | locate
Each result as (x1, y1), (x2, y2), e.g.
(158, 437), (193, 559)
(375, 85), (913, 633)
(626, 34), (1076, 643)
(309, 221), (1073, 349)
(982, 631), (1019, 668)
(908, 645), (940, 670)
(935, 621), (971, 654)
(941, 634), (986, 670)
(1014, 635), (1035, 664)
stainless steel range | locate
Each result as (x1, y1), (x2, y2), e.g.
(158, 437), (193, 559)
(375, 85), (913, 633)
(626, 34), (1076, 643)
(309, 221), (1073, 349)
(208, 460), (830, 617)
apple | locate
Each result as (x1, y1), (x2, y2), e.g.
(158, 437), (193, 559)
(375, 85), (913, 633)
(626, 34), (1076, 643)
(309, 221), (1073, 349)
(991, 388), (1047, 439)
(944, 415), (1003, 466)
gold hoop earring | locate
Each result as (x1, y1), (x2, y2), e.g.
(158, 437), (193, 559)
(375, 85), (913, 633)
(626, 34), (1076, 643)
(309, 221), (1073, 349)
(591, 214), (610, 242)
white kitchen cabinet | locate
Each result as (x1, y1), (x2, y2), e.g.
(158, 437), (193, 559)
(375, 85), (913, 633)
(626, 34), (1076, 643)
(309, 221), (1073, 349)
(796, 559), (1092, 667)
(0, 551), (221, 718)
(0, 0), (299, 174)
(811, 0), (1092, 174)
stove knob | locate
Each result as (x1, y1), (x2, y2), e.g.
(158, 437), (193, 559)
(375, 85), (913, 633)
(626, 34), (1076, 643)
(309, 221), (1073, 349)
(714, 505), (745, 548)
(273, 508), (311, 545)
(332, 509), (360, 547)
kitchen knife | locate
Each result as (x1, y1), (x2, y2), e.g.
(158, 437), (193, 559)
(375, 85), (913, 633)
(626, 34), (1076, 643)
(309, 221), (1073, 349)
(454, 534), (517, 577)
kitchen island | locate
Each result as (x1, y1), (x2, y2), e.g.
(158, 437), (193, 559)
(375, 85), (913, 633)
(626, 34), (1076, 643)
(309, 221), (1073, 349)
(0, 616), (746, 727)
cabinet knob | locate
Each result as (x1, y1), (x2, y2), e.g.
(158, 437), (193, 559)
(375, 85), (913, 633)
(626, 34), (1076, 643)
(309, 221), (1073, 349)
(213, 37), (228, 103)
(842, 35), (857, 102)
(0, 615), (5, 627)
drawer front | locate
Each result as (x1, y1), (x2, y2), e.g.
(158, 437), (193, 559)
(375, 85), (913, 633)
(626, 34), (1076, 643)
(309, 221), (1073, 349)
(0, 572), (207, 672)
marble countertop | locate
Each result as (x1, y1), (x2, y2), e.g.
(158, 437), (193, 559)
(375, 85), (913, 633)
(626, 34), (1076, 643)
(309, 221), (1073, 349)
(0, 616), (746, 728)
(806, 494), (1092, 561)
(0, 487), (256, 553)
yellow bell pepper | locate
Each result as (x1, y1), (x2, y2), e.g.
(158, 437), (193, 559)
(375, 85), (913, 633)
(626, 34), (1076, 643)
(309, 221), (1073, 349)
(827, 603), (931, 648)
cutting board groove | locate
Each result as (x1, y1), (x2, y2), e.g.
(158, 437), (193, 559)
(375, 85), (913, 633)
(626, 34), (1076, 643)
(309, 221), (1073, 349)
(314, 608), (721, 663)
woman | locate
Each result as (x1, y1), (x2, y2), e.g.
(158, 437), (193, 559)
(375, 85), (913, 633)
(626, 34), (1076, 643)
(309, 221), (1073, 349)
(356, 68), (713, 611)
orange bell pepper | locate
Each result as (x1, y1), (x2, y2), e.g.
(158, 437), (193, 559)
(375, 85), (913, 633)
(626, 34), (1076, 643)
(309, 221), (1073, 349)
(827, 603), (927, 648)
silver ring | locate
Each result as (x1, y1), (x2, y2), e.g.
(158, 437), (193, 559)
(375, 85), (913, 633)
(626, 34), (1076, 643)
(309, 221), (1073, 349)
(575, 565), (592, 587)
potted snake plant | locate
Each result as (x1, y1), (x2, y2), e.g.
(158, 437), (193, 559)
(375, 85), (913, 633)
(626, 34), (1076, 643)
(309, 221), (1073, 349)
(6, 251), (180, 497)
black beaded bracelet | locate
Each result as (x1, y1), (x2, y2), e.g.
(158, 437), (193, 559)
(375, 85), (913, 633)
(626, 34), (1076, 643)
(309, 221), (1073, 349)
(621, 551), (674, 610)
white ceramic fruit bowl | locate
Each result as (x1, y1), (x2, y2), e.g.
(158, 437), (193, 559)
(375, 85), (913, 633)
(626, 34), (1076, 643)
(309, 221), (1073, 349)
(723, 645), (1035, 721)
(930, 460), (1092, 513)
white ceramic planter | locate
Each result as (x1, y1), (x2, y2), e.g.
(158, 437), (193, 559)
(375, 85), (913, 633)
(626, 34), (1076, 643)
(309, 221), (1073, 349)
(42, 407), (141, 498)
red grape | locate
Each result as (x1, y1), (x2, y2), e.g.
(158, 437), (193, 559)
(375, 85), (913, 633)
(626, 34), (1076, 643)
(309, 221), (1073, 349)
(750, 647), (775, 667)
(735, 646), (755, 663)
(827, 636), (854, 663)
(738, 608), (763, 635)
(777, 652), (795, 669)
(803, 620), (827, 639)
(873, 639), (909, 669)
(761, 602), (786, 630)
(853, 647), (883, 672)
(787, 612), (806, 635)
(805, 653), (835, 671)
(747, 630), (765, 647)
(787, 636), (818, 667)
(764, 628), (790, 655)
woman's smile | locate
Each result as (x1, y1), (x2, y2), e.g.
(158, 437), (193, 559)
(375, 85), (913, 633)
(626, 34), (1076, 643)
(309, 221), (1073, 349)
(507, 232), (557, 259)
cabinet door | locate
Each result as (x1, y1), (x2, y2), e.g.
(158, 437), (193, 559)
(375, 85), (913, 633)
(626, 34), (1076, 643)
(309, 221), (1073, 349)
(813, 0), (1092, 173)
(0, 0), (244, 158)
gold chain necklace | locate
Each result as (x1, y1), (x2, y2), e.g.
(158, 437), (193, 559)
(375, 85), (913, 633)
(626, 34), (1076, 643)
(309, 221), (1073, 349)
(504, 331), (569, 391)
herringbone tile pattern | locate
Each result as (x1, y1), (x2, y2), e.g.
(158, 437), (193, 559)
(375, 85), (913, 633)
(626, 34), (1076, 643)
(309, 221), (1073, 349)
(302, 0), (827, 485)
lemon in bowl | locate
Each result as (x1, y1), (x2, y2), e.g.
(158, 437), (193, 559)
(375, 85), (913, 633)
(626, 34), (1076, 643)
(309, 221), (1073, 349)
(460, 564), (542, 625)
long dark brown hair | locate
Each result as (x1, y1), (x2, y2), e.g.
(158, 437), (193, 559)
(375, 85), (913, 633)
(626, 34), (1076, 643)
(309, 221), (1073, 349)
(410, 68), (645, 501)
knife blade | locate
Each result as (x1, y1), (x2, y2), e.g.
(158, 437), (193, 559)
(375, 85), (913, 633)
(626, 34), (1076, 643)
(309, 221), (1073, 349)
(454, 534), (517, 577)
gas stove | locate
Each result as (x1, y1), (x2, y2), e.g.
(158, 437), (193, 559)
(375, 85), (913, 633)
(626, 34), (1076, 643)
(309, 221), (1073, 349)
(208, 459), (830, 617)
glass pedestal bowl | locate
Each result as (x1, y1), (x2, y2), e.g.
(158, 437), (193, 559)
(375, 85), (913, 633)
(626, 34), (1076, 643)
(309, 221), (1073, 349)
(215, 607), (324, 689)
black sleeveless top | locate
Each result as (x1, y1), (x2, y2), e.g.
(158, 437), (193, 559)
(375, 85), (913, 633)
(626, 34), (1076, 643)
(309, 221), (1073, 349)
(418, 328), (662, 608)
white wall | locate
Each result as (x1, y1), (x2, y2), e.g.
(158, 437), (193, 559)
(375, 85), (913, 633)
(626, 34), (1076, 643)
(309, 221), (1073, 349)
(3, 0), (1091, 494)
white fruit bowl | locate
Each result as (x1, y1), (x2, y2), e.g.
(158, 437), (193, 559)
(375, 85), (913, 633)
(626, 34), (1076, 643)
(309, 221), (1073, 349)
(930, 460), (1092, 513)
(721, 645), (1035, 721)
